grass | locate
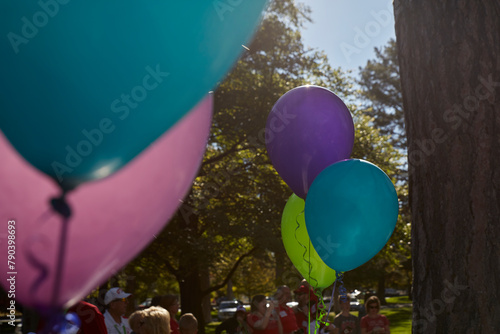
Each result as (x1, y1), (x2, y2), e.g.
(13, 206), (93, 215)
(380, 307), (412, 334)
(207, 304), (413, 334)
(206, 321), (219, 334)
(380, 296), (413, 334)
(386, 296), (412, 304)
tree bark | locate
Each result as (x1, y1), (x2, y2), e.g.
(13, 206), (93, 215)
(201, 267), (212, 324)
(394, 1), (500, 332)
(376, 275), (386, 306)
(179, 266), (206, 334)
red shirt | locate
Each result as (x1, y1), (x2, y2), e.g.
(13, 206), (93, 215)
(278, 305), (298, 334)
(294, 303), (318, 333)
(68, 301), (108, 334)
(247, 312), (280, 334)
(171, 318), (180, 334)
(360, 314), (389, 332)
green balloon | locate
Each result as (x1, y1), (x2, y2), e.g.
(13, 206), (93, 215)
(281, 194), (336, 289)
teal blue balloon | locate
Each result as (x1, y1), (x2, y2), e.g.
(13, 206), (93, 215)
(305, 159), (399, 272)
(0, 0), (267, 190)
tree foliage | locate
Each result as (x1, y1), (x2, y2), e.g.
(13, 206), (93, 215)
(121, 2), (408, 330)
(357, 39), (405, 149)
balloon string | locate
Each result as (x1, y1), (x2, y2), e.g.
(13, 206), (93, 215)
(307, 238), (319, 289)
(25, 193), (73, 314)
(50, 194), (72, 308)
(51, 215), (70, 307)
(336, 272), (347, 303)
(326, 278), (337, 317)
(25, 209), (54, 311)
(293, 210), (319, 288)
(294, 210), (312, 334)
(294, 210), (311, 282)
(294, 209), (307, 259)
(294, 209), (323, 334)
(314, 288), (326, 334)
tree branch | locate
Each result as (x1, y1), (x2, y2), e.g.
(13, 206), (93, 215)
(202, 247), (258, 296)
(163, 257), (180, 281)
(202, 141), (246, 167)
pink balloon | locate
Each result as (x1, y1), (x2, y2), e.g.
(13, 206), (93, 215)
(0, 96), (212, 312)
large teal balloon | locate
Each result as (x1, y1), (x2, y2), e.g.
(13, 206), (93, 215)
(281, 194), (336, 290)
(0, 0), (267, 190)
(305, 159), (399, 272)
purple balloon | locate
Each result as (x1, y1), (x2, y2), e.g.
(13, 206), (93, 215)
(265, 86), (354, 198)
(0, 96), (212, 313)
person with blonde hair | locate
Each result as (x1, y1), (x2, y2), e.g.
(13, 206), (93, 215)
(129, 309), (145, 334)
(179, 313), (198, 334)
(137, 306), (171, 334)
(152, 294), (180, 334)
(360, 296), (389, 334)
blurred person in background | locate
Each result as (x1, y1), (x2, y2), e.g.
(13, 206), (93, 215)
(273, 286), (298, 334)
(215, 305), (251, 334)
(136, 306), (170, 334)
(247, 294), (282, 334)
(151, 294), (180, 334)
(103, 287), (133, 334)
(360, 296), (389, 334)
(333, 295), (360, 334)
(179, 313), (198, 334)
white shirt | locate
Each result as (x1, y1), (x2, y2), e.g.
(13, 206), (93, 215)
(103, 310), (132, 334)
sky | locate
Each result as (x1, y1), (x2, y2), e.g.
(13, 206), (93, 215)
(300, 0), (396, 75)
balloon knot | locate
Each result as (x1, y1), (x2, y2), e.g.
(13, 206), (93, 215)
(50, 193), (72, 219)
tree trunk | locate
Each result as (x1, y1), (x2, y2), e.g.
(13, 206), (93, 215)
(275, 250), (285, 285)
(126, 273), (137, 317)
(394, 1), (500, 332)
(226, 279), (234, 299)
(376, 275), (386, 306)
(179, 267), (206, 334)
(200, 267), (212, 324)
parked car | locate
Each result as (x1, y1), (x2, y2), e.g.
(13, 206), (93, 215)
(385, 288), (400, 297)
(218, 300), (243, 321)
